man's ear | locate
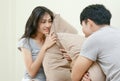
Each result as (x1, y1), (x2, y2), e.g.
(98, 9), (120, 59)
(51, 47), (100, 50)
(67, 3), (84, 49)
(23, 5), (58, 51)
(87, 19), (95, 28)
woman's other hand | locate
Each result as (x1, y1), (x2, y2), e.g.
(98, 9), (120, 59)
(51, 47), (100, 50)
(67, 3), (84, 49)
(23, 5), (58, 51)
(60, 49), (72, 61)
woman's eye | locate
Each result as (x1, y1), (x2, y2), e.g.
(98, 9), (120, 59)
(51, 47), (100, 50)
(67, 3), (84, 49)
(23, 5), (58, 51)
(40, 19), (52, 23)
(49, 21), (52, 23)
(41, 21), (46, 23)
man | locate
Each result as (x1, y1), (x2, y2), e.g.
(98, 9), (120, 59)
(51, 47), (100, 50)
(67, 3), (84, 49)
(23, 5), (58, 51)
(71, 4), (120, 81)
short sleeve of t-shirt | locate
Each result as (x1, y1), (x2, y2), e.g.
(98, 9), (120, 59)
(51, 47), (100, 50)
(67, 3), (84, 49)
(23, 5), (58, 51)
(17, 38), (31, 51)
(80, 35), (100, 61)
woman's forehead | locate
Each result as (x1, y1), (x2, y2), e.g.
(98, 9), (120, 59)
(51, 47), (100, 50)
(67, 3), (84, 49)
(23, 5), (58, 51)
(42, 13), (51, 20)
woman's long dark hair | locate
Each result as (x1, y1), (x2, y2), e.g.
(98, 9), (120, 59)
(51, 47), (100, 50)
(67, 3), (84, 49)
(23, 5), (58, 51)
(21, 6), (54, 39)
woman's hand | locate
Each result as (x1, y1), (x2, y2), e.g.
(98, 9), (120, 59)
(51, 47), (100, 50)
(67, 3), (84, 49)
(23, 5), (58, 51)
(81, 72), (91, 81)
(60, 49), (72, 61)
(43, 32), (57, 49)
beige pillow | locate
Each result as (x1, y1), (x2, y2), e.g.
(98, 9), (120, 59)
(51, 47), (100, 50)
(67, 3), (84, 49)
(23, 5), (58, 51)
(43, 14), (105, 81)
(43, 46), (71, 81)
(50, 14), (78, 34)
(58, 33), (106, 81)
(43, 14), (77, 81)
(88, 62), (106, 81)
(57, 33), (85, 67)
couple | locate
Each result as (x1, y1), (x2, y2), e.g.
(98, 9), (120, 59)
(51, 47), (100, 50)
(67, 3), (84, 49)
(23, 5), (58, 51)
(18, 4), (120, 81)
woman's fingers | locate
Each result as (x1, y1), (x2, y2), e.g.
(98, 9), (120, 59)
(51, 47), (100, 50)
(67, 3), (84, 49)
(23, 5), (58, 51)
(60, 49), (67, 53)
(49, 32), (58, 42)
(44, 32), (58, 49)
(63, 55), (72, 61)
(60, 49), (72, 61)
(50, 32), (55, 36)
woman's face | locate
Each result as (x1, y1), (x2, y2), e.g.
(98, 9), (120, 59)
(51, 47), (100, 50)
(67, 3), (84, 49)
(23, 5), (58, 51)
(37, 13), (53, 35)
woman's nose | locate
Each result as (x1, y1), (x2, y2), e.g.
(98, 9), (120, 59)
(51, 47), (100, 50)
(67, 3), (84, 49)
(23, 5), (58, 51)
(45, 22), (51, 27)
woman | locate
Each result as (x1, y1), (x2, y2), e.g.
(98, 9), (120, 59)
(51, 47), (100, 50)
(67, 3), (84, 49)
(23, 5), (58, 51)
(18, 6), (91, 81)
(18, 6), (57, 81)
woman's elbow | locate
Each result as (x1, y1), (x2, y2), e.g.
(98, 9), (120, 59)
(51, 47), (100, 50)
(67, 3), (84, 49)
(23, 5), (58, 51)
(29, 71), (37, 78)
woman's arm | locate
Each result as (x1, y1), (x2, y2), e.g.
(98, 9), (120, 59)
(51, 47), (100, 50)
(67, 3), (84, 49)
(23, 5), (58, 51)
(21, 46), (47, 78)
(21, 33), (57, 78)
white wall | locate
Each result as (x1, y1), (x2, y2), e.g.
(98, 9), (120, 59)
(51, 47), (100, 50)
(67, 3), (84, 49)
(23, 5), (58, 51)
(0, 0), (120, 81)
(0, 0), (16, 81)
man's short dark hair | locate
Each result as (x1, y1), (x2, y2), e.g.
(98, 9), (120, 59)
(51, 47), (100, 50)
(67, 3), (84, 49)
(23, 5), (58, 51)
(80, 4), (112, 25)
